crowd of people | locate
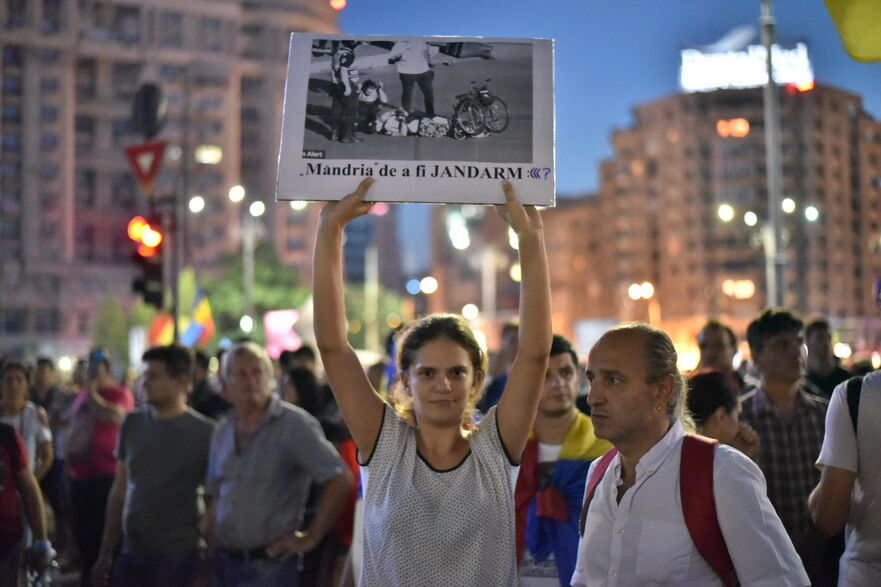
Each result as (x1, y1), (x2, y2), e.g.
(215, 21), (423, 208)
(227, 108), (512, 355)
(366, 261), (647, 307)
(0, 179), (878, 586)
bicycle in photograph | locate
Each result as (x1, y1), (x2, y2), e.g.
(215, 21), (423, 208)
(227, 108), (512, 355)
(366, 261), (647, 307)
(451, 79), (510, 140)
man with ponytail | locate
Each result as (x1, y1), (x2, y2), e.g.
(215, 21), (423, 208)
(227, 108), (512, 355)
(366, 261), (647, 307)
(572, 323), (807, 586)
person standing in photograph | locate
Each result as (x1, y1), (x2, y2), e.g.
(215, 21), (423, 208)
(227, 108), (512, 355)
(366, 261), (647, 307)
(314, 178), (551, 585)
(387, 40), (436, 116)
(330, 42), (362, 143)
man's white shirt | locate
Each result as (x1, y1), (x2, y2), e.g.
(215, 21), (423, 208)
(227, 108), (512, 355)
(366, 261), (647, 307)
(572, 420), (809, 586)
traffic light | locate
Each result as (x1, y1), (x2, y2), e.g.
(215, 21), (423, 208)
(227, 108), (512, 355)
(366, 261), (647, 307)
(127, 215), (164, 308)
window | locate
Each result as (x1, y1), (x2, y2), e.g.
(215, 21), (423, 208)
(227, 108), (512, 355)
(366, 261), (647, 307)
(75, 169), (96, 207)
(76, 59), (97, 99)
(112, 119), (132, 146)
(41, 134), (59, 151)
(2, 105), (22, 124)
(42, 0), (62, 34)
(2, 46), (24, 67)
(200, 17), (224, 52)
(3, 75), (22, 96)
(6, 0), (26, 28)
(2, 309), (27, 335)
(159, 12), (184, 48)
(75, 115), (95, 154)
(40, 105), (58, 123)
(112, 63), (141, 102)
(33, 309), (61, 334)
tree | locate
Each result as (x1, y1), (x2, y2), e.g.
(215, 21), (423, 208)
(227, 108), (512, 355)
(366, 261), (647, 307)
(92, 296), (130, 369)
(201, 242), (311, 346)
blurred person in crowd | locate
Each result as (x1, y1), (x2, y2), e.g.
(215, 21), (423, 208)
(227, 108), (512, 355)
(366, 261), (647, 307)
(515, 334), (612, 586)
(313, 179), (551, 585)
(67, 349), (134, 587)
(0, 422), (54, 585)
(282, 367), (360, 587)
(190, 350), (231, 421)
(805, 318), (852, 399)
(740, 309), (837, 585)
(811, 370), (881, 586)
(697, 320), (746, 392)
(203, 342), (351, 586)
(686, 368), (760, 461)
(91, 345), (214, 587)
(477, 321), (519, 412)
(1, 360), (53, 481)
(29, 357), (75, 563)
(573, 323), (807, 586)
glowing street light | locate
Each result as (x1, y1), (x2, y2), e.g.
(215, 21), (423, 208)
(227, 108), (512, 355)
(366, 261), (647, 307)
(462, 304), (479, 320)
(188, 195), (205, 214)
(228, 185), (245, 203)
(717, 204), (735, 223)
(239, 315), (254, 333)
(804, 205), (820, 222)
(781, 197), (796, 214)
(289, 200), (308, 211)
(419, 276), (439, 294)
(249, 201), (266, 218)
(744, 211), (758, 227)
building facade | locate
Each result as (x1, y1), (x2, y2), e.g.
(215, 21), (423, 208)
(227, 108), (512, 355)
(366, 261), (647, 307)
(548, 83), (881, 354)
(0, 0), (340, 357)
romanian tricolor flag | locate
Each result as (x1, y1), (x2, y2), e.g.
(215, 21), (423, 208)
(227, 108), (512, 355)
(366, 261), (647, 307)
(825, 0), (881, 61)
(180, 289), (216, 348)
(515, 412), (613, 585)
(147, 313), (175, 346)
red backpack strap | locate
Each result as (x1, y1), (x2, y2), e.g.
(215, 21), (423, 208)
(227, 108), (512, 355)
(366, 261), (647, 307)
(680, 435), (734, 587)
(578, 448), (618, 536)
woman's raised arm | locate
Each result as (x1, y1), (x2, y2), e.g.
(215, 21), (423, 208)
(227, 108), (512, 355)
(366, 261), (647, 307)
(313, 178), (386, 457)
(495, 180), (552, 462)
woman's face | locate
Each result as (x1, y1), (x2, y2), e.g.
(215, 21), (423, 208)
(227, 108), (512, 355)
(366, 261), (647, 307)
(715, 403), (741, 446)
(1, 369), (29, 410)
(403, 338), (483, 428)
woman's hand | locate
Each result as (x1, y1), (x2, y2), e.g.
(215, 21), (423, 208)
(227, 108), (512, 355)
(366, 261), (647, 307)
(318, 178), (376, 229)
(495, 180), (542, 237)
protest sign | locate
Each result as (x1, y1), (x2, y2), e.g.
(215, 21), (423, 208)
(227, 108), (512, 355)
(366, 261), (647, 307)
(277, 34), (555, 205)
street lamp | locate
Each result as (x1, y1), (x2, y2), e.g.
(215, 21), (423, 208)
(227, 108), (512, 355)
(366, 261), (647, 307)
(628, 281), (660, 325)
(228, 185), (264, 332)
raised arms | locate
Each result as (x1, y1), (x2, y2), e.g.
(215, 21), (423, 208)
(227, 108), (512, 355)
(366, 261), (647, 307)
(313, 178), (386, 458)
(495, 181), (552, 461)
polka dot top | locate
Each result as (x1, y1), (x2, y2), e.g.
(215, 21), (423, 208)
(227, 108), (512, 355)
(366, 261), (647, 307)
(359, 405), (520, 586)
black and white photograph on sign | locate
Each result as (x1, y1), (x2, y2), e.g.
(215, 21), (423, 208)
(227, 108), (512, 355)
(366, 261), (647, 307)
(302, 39), (533, 162)
(277, 34), (554, 205)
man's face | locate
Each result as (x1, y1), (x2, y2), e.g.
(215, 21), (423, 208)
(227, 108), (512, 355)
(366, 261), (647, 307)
(538, 353), (579, 418)
(586, 331), (666, 445)
(142, 360), (186, 408)
(224, 350), (273, 409)
(1, 369), (28, 406)
(754, 329), (805, 384)
(35, 364), (55, 389)
(697, 327), (736, 373)
(806, 327), (833, 362)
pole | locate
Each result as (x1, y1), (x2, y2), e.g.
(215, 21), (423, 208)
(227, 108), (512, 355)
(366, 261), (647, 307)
(364, 245), (379, 351)
(761, 0), (787, 307)
(481, 247), (497, 324)
(243, 214), (255, 322)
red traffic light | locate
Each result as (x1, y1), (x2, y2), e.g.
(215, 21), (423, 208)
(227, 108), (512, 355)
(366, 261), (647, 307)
(127, 216), (163, 257)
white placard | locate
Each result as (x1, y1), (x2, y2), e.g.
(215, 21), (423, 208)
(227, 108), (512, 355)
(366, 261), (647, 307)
(276, 34), (555, 205)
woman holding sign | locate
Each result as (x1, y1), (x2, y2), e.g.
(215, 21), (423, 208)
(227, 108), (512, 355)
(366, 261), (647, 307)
(313, 178), (550, 585)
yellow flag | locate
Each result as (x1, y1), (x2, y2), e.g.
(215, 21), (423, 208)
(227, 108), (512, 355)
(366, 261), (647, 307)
(825, 0), (881, 61)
